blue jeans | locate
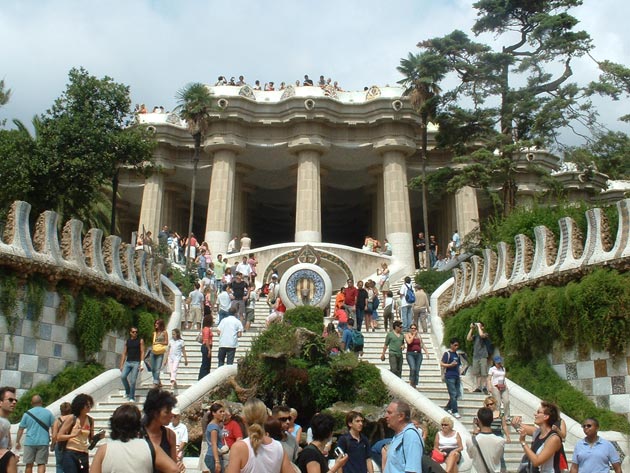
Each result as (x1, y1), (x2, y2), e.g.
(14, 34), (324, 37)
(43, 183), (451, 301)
(120, 361), (140, 400)
(445, 377), (461, 413)
(355, 307), (365, 331)
(198, 344), (211, 379)
(218, 310), (230, 323)
(406, 351), (423, 387)
(55, 444), (63, 473)
(204, 454), (223, 473)
(150, 352), (164, 384)
(400, 305), (413, 331)
(218, 347), (236, 367)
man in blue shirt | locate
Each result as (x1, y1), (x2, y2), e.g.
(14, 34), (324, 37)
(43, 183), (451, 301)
(440, 338), (462, 419)
(384, 400), (423, 473)
(338, 411), (373, 473)
(16, 394), (55, 473)
(571, 417), (621, 473)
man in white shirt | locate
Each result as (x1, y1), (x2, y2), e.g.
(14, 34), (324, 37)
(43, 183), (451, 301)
(167, 408), (188, 461)
(217, 312), (243, 367)
(227, 235), (238, 254)
(467, 407), (505, 473)
(236, 256), (251, 280)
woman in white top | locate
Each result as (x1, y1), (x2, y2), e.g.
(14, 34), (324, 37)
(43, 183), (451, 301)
(487, 355), (510, 417)
(168, 329), (188, 389)
(434, 416), (463, 473)
(91, 404), (178, 473)
(226, 398), (294, 473)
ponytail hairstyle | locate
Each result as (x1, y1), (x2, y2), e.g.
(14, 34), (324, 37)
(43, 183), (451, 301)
(242, 398), (268, 455)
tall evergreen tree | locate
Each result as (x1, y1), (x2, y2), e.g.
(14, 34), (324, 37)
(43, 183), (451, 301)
(409, 0), (619, 215)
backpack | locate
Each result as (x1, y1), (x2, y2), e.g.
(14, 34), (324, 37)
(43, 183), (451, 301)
(404, 284), (416, 303)
(351, 329), (364, 348)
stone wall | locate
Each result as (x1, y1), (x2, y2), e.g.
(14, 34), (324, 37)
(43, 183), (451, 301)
(0, 290), (125, 393)
(549, 344), (630, 420)
(0, 200), (175, 393)
(446, 198), (630, 313)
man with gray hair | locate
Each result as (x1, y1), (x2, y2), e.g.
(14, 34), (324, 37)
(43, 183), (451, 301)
(384, 399), (423, 473)
(16, 394), (55, 473)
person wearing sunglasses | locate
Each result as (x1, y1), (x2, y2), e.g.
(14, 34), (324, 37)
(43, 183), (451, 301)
(0, 387), (18, 449)
(120, 327), (144, 402)
(571, 418), (621, 473)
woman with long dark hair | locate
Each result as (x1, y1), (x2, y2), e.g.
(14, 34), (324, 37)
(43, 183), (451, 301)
(91, 404), (178, 473)
(150, 319), (168, 387)
(198, 314), (214, 380)
(143, 388), (178, 463)
(58, 394), (100, 473)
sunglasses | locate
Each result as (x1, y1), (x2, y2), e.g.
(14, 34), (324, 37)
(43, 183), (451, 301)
(486, 403), (495, 406)
(130, 330), (138, 333)
(278, 416), (291, 422)
(410, 327), (417, 330)
(582, 424), (593, 428)
(6, 398), (17, 403)
(441, 423), (450, 427)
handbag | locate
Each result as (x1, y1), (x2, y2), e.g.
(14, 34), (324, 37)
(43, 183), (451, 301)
(431, 449), (446, 463)
(496, 383), (507, 391)
(196, 332), (203, 344)
(152, 332), (166, 355)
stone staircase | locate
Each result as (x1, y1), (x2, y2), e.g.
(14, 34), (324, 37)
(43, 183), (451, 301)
(32, 281), (562, 472)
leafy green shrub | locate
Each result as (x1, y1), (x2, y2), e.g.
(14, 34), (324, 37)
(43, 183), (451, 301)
(415, 270), (452, 296)
(56, 286), (74, 323)
(307, 365), (338, 411)
(74, 295), (105, 358)
(443, 268), (630, 433)
(102, 297), (133, 335)
(508, 360), (630, 434)
(136, 310), (158, 343)
(11, 363), (105, 423)
(480, 201), (619, 251)
(26, 276), (46, 326)
(284, 305), (325, 333)
(0, 272), (19, 334)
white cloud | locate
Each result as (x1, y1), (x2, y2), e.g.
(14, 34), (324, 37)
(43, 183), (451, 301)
(1, 0), (628, 143)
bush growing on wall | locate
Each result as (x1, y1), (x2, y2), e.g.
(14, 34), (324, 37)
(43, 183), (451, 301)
(414, 270), (451, 296)
(284, 305), (325, 334)
(443, 268), (630, 432)
(74, 295), (105, 359)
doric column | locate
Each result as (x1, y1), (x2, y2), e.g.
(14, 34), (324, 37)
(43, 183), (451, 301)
(138, 172), (164, 237)
(289, 137), (329, 243)
(375, 139), (416, 274)
(369, 165), (386, 241)
(161, 185), (179, 231)
(204, 137), (246, 254)
(454, 186), (479, 238)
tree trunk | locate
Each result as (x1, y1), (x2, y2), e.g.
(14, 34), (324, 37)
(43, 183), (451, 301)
(421, 115), (430, 262)
(109, 168), (119, 236)
(186, 133), (201, 273)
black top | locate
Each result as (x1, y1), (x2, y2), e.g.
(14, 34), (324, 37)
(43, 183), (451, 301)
(356, 288), (369, 307)
(297, 444), (327, 473)
(0, 450), (15, 473)
(126, 338), (141, 362)
(231, 280), (248, 299)
(416, 237), (426, 251)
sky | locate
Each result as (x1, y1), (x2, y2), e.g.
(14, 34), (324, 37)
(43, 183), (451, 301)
(1, 0), (629, 145)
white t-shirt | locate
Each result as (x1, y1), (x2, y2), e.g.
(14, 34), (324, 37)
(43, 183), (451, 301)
(218, 316), (243, 348)
(169, 339), (185, 360)
(236, 262), (252, 277)
(399, 283), (412, 307)
(488, 366), (506, 386)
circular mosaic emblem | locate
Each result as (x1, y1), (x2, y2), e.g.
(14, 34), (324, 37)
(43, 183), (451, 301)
(278, 263), (332, 310)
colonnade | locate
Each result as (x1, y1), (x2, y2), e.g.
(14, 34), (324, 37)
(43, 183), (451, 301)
(135, 137), (478, 272)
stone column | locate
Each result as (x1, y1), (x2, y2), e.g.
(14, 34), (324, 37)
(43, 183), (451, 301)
(454, 186), (480, 238)
(138, 172), (164, 237)
(204, 149), (237, 254)
(376, 139), (416, 274)
(232, 172), (243, 240)
(289, 138), (329, 243)
(161, 186), (178, 231)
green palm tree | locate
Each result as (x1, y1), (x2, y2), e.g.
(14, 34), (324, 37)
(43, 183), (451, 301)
(398, 52), (444, 255)
(175, 82), (214, 263)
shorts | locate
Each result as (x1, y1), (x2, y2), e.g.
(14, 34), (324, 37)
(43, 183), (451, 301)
(189, 306), (202, 325)
(471, 357), (488, 377)
(246, 308), (255, 323)
(23, 445), (49, 465)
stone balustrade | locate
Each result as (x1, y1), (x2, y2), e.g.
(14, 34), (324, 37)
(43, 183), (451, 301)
(447, 198), (630, 313)
(0, 201), (171, 314)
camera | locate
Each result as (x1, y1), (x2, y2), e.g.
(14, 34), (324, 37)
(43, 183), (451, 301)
(334, 447), (345, 458)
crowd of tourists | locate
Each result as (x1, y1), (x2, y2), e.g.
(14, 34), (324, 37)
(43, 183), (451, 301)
(214, 74), (344, 92)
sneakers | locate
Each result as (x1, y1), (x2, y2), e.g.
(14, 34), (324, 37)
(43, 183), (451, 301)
(473, 388), (482, 392)
(453, 412), (461, 419)
(482, 387), (489, 395)
(446, 409), (453, 414)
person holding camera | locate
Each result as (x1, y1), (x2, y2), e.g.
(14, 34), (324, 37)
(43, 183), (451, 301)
(467, 322), (490, 394)
(297, 413), (348, 473)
